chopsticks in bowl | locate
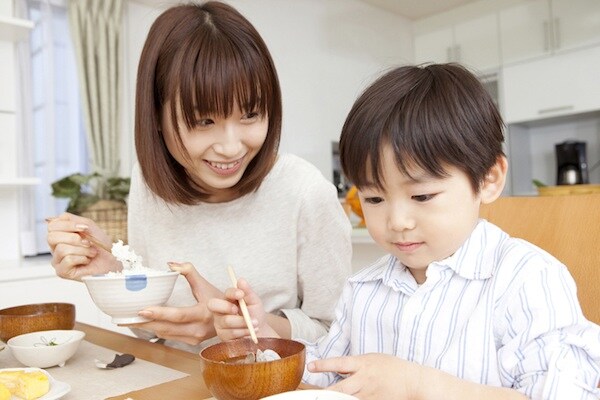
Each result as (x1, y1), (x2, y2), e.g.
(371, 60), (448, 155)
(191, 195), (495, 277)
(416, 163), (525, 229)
(227, 266), (258, 344)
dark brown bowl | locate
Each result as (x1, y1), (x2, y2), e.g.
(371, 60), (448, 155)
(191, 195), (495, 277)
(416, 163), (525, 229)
(0, 303), (75, 343)
(200, 337), (306, 400)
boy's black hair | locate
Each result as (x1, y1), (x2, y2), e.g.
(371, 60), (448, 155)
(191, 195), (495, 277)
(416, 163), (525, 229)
(339, 63), (505, 193)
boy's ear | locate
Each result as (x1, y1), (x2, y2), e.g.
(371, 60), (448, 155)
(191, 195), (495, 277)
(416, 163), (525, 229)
(480, 156), (508, 204)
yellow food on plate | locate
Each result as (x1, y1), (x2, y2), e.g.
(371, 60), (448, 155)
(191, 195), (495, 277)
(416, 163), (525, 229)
(0, 383), (11, 400)
(0, 370), (50, 400)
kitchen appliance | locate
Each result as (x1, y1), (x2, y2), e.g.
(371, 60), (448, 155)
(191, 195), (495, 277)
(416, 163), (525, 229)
(555, 140), (589, 185)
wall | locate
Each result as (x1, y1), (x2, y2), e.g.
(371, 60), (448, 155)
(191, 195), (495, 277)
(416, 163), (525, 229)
(120, 0), (414, 180)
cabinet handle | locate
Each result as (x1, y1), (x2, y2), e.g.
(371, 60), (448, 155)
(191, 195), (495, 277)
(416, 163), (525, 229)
(543, 20), (550, 51)
(538, 105), (574, 115)
(554, 18), (560, 50)
(454, 45), (461, 62)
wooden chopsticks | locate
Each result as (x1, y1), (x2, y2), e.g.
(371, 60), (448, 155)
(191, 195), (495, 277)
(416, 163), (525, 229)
(45, 216), (112, 253)
(227, 266), (258, 344)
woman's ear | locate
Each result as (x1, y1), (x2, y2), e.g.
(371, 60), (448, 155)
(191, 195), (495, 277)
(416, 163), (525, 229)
(480, 156), (508, 204)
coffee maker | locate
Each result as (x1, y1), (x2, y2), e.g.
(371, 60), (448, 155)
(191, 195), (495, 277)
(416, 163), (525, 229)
(555, 140), (589, 185)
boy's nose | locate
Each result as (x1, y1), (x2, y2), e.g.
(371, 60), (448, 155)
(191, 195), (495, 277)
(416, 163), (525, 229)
(387, 205), (416, 232)
(213, 124), (243, 157)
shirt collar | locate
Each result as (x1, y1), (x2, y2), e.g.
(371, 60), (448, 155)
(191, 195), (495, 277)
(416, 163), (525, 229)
(350, 220), (506, 292)
(435, 219), (506, 280)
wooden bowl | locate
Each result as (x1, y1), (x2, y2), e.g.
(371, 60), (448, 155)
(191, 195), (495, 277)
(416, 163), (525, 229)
(200, 337), (306, 400)
(0, 303), (75, 343)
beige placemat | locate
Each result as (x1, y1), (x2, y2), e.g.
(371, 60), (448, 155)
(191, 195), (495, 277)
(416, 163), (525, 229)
(0, 340), (188, 399)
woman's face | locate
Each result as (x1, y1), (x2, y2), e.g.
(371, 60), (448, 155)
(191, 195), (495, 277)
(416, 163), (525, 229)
(162, 101), (269, 202)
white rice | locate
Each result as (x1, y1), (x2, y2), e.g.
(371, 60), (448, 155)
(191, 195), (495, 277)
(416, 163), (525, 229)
(107, 240), (168, 276)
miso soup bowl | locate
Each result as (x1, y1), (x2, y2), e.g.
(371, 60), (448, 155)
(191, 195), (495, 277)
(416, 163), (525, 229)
(0, 303), (75, 343)
(81, 271), (179, 324)
(200, 337), (306, 400)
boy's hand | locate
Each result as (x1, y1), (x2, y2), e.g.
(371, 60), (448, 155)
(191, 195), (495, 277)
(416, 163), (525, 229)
(308, 353), (420, 399)
(208, 278), (277, 341)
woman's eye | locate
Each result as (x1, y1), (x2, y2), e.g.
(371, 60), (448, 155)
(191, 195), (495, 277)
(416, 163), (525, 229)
(195, 118), (214, 127)
(363, 197), (383, 205)
(411, 194), (435, 202)
(242, 111), (260, 120)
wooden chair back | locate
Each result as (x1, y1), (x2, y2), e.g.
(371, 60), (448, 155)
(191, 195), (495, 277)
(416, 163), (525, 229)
(479, 194), (600, 325)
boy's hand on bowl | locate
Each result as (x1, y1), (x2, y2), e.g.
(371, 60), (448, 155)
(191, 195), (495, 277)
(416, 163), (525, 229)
(47, 213), (120, 281)
(128, 262), (223, 346)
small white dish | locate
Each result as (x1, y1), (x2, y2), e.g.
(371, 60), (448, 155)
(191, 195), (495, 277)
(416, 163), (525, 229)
(7, 330), (85, 368)
(82, 270), (179, 324)
(0, 367), (71, 399)
(261, 389), (359, 400)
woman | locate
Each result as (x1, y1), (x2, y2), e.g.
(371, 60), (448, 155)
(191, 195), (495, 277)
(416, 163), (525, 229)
(47, 1), (351, 352)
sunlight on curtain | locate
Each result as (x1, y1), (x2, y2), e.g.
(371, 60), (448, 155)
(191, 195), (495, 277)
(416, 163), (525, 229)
(18, 0), (88, 254)
(68, 0), (123, 187)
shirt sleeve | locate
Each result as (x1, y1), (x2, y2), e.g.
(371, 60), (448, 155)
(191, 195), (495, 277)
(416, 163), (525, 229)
(497, 263), (600, 399)
(281, 176), (353, 342)
(300, 282), (355, 387)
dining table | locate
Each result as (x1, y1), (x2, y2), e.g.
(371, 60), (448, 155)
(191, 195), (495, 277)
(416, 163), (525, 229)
(77, 322), (211, 399)
(76, 322), (315, 400)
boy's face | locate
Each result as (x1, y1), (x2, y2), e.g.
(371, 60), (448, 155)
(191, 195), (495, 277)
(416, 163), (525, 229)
(359, 144), (483, 284)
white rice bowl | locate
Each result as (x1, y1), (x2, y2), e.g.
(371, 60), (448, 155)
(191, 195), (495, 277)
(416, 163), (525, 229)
(82, 270), (179, 324)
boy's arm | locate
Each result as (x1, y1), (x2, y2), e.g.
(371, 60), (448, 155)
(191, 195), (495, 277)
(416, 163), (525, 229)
(309, 354), (527, 400)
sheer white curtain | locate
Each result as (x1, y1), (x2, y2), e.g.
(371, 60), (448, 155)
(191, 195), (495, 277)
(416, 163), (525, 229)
(17, 0), (88, 255)
(68, 0), (123, 183)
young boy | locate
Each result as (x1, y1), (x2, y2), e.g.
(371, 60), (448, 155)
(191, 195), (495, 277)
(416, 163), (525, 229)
(209, 63), (600, 399)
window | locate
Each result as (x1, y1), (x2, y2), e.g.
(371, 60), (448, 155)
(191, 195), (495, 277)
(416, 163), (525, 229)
(21, 0), (88, 255)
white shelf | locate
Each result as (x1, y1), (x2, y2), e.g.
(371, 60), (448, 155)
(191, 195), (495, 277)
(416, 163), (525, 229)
(0, 177), (41, 187)
(0, 15), (33, 42)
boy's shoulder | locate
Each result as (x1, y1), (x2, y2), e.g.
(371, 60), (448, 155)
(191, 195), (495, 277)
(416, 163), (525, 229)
(479, 220), (569, 287)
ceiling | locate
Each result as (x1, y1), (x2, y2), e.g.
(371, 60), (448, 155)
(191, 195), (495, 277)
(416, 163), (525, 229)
(360, 0), (478, 20)
(133, 0), (479, 21)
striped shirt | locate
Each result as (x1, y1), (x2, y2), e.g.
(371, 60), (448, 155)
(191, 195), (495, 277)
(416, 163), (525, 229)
(302, 219), (600, 399)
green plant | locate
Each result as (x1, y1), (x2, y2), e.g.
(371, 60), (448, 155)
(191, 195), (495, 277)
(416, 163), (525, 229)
(532, 179), (547, 188)
(51, 172), (130, 215)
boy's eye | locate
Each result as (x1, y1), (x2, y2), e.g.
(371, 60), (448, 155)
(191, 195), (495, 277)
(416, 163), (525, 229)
(411, 194), (435, 202)
(363, 196), (383, 205)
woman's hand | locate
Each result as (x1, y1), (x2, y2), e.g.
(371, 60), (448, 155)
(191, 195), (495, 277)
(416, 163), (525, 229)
(208, 277), (278, 341)
(47, 213), (120, 281)
(131, 262), (224, 346)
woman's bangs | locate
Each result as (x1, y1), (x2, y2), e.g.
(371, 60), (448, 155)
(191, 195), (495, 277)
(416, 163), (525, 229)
(173, 43), (270, 127)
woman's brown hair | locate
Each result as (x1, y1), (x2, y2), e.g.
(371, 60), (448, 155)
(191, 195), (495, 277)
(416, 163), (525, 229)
(135, 1), (282, 204)
(339, 63), (504, 193)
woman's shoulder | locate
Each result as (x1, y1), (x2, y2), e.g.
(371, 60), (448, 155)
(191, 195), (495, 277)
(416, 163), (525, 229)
(268, 153), (333, 189)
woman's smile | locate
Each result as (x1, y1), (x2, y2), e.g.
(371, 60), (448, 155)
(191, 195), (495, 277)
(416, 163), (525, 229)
(204, 157), (244, 176)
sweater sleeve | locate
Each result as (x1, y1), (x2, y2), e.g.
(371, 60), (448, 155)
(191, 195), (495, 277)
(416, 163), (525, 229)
(280, 175), (352, 342)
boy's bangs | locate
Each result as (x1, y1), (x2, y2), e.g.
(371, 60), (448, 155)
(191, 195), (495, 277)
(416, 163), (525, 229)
(170, 36), (271, 131)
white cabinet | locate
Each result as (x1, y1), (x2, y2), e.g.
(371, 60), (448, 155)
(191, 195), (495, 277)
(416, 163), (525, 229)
(499, 0), (600, 65)
(502, 45), (600, 124)
(414, 12), (500, 72)
(0, 10), (37, 265)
